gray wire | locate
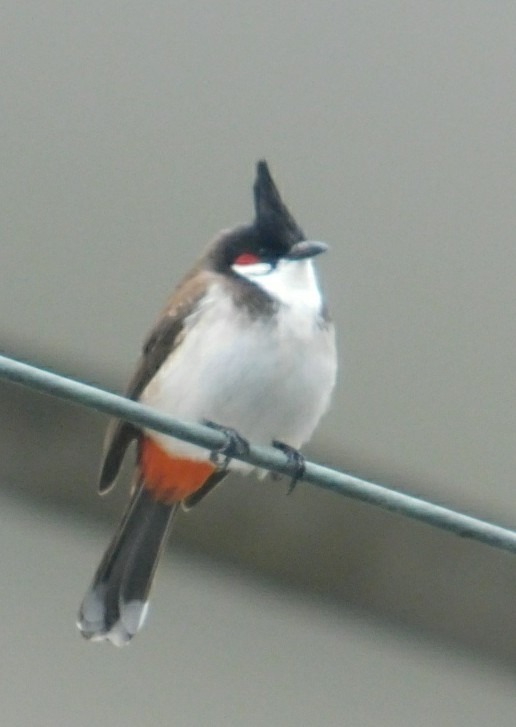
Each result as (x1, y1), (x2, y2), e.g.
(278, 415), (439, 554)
(1, 353), (515, 554)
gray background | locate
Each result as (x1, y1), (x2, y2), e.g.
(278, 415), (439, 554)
(2, 1), (516, 724)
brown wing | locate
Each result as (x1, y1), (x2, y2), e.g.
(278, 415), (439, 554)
(98, 269), (216, 494)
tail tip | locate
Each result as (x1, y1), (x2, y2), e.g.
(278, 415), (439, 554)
(77, 586), (150, 647)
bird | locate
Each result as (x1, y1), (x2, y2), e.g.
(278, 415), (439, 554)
(77, 160), (337, 645)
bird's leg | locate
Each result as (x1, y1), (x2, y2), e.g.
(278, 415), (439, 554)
(202, 420), (250, 469)
(272, 440), (306, 494)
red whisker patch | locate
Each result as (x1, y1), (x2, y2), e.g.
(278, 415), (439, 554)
(234, 252), (261, 265)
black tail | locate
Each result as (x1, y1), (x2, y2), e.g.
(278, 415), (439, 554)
(77, 482), (178, 646)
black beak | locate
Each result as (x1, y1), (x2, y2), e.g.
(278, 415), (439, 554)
(286, 240), (329, 260)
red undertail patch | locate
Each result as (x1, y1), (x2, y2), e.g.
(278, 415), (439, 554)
(140, 437), (216, 504)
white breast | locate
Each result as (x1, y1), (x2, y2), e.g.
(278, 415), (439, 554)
(141, 259), (337, 471)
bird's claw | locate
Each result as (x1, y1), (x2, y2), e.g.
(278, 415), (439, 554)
(203, 420), (250, 469)
(272, 440), (306, 494)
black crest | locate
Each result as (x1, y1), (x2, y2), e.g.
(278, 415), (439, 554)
(253, 160), (305, 250)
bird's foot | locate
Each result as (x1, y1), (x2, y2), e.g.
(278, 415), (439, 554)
(272, 440), (306, 494)
(203, 420), (250, 469)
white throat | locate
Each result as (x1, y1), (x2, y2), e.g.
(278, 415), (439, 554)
(232, 257), (323, 312)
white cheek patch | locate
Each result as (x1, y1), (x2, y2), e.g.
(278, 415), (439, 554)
(235, 257), (323, 312)
(231, 261), (273, 277)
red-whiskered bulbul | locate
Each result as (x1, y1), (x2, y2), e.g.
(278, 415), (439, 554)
(77, 161), (337, 645)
